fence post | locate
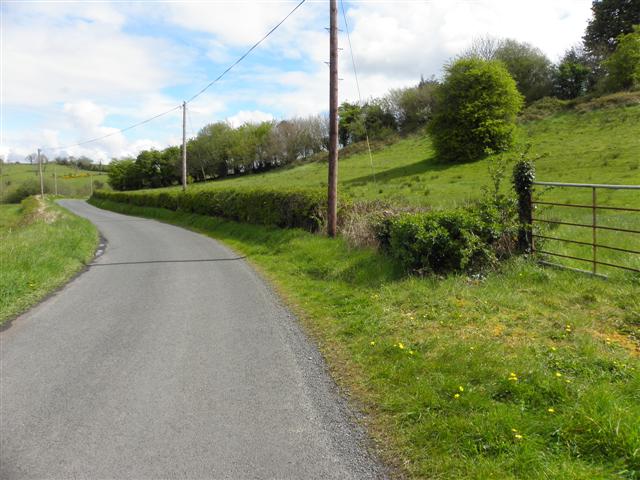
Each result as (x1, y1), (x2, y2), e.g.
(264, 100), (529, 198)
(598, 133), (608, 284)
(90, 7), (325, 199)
(592, 187), (597, 275)
(513, 160), (536, 253)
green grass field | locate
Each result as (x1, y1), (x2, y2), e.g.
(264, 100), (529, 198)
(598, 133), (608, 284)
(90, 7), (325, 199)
(128, 103), (639, 276)
(90, 198), (640, 479)
(0, 197), (98, 325)
(0, 163), (109, 203)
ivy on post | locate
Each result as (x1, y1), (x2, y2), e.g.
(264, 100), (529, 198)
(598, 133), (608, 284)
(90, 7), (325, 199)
(512, 156), (535, 253)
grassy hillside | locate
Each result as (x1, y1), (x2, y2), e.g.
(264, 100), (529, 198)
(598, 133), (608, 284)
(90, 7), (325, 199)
(152, 103), (640, 208)
(124, 103), (640, 275)
(0, 197), (98, 325)
(0, 163), (110, 203)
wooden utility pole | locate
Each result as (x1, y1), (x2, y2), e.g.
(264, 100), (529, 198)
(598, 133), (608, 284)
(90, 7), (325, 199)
(37, 148), (44, 198)
(182, 101), (187, 191)
(89, 172), (93, 196)
(327, 0), (339, 237)
(54, 163), (58, 196)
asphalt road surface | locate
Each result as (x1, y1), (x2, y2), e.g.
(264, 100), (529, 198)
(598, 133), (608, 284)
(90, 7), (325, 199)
(1, 200), (384, 479)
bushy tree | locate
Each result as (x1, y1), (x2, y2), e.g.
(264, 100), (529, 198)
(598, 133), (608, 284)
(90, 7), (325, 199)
(553, 47), (592, 99)
(603, 25), (640, 91)
(386, 78), (439, 132)
(107, 158), (141, 191)
(462, 37), (554, 103)
(494, 40), (554, 103)
(584, 0), (640, 54)
(428, 58), (523, 163)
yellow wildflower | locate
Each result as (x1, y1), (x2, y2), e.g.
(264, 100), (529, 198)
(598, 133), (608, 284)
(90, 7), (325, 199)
(453, 393), (460, 399)
(398, 342), (405, 350)
(458, 386), (464, 392)
(548, 408), (555, 413)
(370, 341), (376, 346)
(555, 372), (562, 378)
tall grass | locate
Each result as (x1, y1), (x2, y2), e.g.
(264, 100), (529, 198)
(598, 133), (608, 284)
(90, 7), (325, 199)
(0, 198), (98, 325)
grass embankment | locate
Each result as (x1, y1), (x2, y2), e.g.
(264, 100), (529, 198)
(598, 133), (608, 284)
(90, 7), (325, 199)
(0, 197), (98, 326)
(90, 198), (640, 479)
(120, 103), (640, 275)
(0, 163), (109, 203)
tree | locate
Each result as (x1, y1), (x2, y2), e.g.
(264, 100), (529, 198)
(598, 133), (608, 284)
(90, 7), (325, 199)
(386, 78), (439, 132)
(494, 40), (554, 103)
(428, 58), (523, 163)
(338, 102), (364, 146)
(584, 0), (640, 54)
(553, 47), (592, 99)
(603, 25), (640, 91)
(462, 37), (553, 103)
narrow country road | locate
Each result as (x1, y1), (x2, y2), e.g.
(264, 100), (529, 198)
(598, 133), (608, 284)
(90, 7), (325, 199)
(1, 200), (384, 479)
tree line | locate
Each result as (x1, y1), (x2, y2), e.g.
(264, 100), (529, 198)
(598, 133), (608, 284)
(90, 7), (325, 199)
(108, 0), (639, 190)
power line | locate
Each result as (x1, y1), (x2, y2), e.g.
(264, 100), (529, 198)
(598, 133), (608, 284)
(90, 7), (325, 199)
(340, 0), (376, 183)
(186, 0), (306, 104)
(41, 104), (182, 153)
(41, 0), (307, 154)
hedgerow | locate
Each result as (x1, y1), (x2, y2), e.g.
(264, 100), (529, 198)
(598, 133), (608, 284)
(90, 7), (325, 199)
(92, 187), (328, 232)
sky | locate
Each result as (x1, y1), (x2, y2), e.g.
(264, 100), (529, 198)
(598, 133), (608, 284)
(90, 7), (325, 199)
(0, 0), (593, 163)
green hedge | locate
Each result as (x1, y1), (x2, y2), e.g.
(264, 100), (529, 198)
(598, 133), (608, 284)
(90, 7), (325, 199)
(375, 209), (511, 274)
(92, 187), (327, 231)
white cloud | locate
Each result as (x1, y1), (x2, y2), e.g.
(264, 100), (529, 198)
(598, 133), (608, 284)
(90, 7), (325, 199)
(226, 110), (274, 127)
(1, 0), (594, 162)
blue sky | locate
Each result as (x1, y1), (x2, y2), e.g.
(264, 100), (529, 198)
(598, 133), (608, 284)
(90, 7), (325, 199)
(1, 0), (593, 163)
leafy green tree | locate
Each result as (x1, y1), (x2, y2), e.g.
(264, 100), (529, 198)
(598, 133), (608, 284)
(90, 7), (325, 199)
(338, 102), (364, 146)
(553, 47), (592, 99)
(107, 158), (141, 191)
(603, 25), (640, 91)
(429, 58), (523, 163)
(387, 78), (439, 132)
(494, 40), (554, 103)
(584, 0), (640, 54)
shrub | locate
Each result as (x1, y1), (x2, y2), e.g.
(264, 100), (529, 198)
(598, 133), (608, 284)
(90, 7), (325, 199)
(375, 209), (501, 274)
(5, 179), (40, 203)
(429, 58), (523, 163)
(92, 187), (328, 232)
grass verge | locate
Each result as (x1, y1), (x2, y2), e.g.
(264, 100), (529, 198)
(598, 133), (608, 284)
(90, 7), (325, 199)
(0, 197), (99, 326)
(90, 198), (639, 479)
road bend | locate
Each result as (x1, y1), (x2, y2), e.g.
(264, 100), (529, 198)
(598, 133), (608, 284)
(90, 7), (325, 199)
(0, 200), (384, 479)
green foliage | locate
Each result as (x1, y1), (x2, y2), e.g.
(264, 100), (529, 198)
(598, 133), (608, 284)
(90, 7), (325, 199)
(92, 187), (328, 231)
(376, 209), (502, 274)
(338, 100), (397, 146)
(494, 39), (554, 103)
(604, 25), (640, 91)
(386, 78), (439, 132)
(512, 151), (536, 252)
(5, 178), (40, 203)
(584, 0), (640, 54)
(0, 199), (98, 325)
(553, 48), (593, 99)
(429, 58), (524, 163)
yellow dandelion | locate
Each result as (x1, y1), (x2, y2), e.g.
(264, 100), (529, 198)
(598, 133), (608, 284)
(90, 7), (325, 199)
(551, 346), (557, 351)
(370, 341), (376, 346)
(453, 393), (460, 399)
(398, 342), (405, 350)
(514, 434), (523, 440)
(555, 372), (562, 378)
(511, 428), (518, 433)
(458, 386), (464, 392)
(547, 408), (555, 413)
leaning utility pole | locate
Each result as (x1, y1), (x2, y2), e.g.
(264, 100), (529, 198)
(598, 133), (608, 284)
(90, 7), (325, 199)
(182, 101), (187, 191)
(37, 148), (44, 198)
(327, 0), (339, 237)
